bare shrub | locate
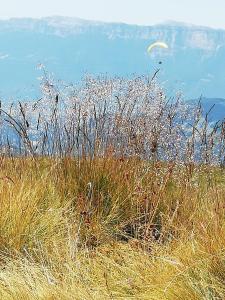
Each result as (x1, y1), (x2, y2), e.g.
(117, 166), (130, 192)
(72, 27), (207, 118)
(0, 72), (224, 166)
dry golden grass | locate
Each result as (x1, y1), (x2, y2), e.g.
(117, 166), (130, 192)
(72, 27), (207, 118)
(0, 73), (223, 299)
(0, 156), (223, 299)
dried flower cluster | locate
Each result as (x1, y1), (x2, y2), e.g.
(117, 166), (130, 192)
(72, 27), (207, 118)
(0, 72), (224, 165)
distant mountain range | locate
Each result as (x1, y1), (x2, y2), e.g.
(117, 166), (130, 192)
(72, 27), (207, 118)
(0, 16), (224, 118)
(188, 97), (225, 122)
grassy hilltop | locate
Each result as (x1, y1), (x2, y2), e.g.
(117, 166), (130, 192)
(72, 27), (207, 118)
(0, 75), (224, 299)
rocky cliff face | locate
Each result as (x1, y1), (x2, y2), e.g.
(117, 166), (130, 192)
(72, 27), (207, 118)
(0, 17), (225, 100)
(1, 17), (225, 48)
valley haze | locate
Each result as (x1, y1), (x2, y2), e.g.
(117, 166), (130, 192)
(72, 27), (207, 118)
(0, 16), (225, 118)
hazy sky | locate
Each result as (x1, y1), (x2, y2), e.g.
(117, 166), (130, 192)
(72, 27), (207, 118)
(1, 0), (225, 29)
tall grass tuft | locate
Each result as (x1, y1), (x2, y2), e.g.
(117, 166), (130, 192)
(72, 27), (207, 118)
(0, 72), (223, 299)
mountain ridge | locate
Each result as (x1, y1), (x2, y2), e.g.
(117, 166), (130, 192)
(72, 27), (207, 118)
(1, 16), (225, 31)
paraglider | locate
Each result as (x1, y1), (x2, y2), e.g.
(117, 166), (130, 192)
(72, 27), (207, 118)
(147, 42), (169, 66)
(147, 41), (169, 53)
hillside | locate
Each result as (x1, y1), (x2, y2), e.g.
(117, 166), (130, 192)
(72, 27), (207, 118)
(189, 97), (225, 121)
(0, 16), (225, 100)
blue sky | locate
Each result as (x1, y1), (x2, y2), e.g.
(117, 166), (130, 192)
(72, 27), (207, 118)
(1, 0), (225, 29)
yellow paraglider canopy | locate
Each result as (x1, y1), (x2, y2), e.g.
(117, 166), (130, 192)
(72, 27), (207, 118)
(147, 41), (169, 53)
